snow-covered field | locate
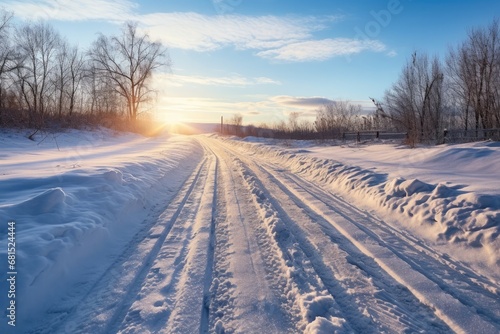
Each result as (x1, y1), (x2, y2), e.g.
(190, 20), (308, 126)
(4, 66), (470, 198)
(0, 129), (499, 333)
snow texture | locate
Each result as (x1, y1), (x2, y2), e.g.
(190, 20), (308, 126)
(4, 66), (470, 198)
(0, 130), (499, 333)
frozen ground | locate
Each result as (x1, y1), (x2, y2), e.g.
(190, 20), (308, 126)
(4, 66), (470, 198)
(0, 129), (499, 333)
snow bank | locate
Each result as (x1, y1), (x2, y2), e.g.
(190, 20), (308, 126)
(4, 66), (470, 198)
(0, 129), (203, 332)
(223, 137), (500, 276)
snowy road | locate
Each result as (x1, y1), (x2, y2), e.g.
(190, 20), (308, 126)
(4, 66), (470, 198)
(3, 133), (499, 333)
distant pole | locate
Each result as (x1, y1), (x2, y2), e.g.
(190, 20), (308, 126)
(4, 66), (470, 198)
(221, 116), (224, 135)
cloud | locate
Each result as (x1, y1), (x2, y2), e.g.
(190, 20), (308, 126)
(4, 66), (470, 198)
(271, 95), (335, 108)
(2, 0), (136, 21)
(387, 50), (398, 57)
(168, 73), (281, 87)
(140, 12), (335, 52)
(257, 38), (386, 62)
(271, 96), (377, 114)
(157, 96), (285, 123)
(211, 0), (244, 15)
(157, 94), (378, 124)
(4, 1), (386, 62)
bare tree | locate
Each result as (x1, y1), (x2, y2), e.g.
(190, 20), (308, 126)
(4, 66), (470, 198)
(14, 21), (61, 126)
(89, 22), (169, 121)
(83, 62), (123, 118)
(447, 19), (500, 132)
(54, 40), (70, 118)
(54, 42), (85, 118)
(368, 98), (396, 131)
(427, 57), (445, 140)
(66, 45), (85, 116)
(273, 120), (288, 133)
(228, 113), (243, 136)
(280, 112), (314, 139)
(0, 9), (16, 118)
(384, 51), (445, 144)
(0, 17), (169, 131)
(0, 9), (14, 78)
(314, 100), (361, 139)
(288, 111), (301, 132)
(230, 113), (243, 127)
(447, 42), (474, 131)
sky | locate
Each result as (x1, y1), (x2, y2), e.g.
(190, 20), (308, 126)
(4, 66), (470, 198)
(2, 0), (500, 125)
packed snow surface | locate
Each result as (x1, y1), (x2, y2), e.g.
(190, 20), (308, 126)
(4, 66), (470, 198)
(237, 137), (500, 274)
(0, 130), (499, 333)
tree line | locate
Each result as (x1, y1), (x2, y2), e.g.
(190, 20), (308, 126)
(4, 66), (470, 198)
(225, 18), (500, 145)
(222, 103), (384, 140)
(379, 18), (500, 145)
(223, 101), (398, 140)
(0, 9), (168, 134)
(2, 10), (498, 144)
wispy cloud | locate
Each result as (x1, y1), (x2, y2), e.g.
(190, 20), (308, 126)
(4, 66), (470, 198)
(271, 95), (335, 107)
(2, 0), (136, 21)
(140, 12), (334, 52)
(258, 38), (386, 62)
(167, 73), (281, 87)
(156, 94), (377, 123)
(157, 96), (285, 123)
(4, 0), (386, 62)
(387, 50), (398, 57)
(271, 95), (377, 114)
(141, 14), (385, 61)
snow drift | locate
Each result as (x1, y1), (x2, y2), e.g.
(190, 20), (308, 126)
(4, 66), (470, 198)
(223, 137), (500, 275)
(0, 129), (203, 332)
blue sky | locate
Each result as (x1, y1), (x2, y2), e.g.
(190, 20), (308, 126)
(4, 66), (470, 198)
(3, 0), (500, 124)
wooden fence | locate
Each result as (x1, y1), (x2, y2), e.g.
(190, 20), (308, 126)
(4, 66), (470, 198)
(443, 128), (500, 144)
(341, 128), (500, 144)
(341, 131), (408, 142)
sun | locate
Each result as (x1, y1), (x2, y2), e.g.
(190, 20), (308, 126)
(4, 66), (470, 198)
(156, 111), (185, 126)
(155, 111), (199, 135)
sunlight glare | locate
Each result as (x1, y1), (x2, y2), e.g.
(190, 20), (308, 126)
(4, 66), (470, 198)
(156, 111), (199, 135)
(157, 111), (185, 126)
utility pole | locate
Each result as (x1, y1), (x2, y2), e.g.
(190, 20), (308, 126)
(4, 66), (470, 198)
(220, 116), (224, 135)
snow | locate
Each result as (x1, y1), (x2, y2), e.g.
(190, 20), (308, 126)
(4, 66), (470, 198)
(244, 138), (500, 195)
(1, 130), (499, 333)
(0, 128), (203, 333)
(231, 137), (500, 278)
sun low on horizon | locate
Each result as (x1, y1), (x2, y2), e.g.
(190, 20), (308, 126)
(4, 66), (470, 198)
(2, 0), (499, 126)
(2, 1), (500, 332)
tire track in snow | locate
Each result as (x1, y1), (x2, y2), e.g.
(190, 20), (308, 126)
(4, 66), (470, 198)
(214, 137), (500, 333)
(199, 145), (218, 334)
(208, 139), (353, 333)
(235, 158), (356, 333)
(203, 153), (239, 333)
(257, 159), (500, 334)
(45, 156), (209, 334)
(282, 169), (500, 323)
(38, 134), (499, 333)
(223, 144), (430, 333)
(117, 152), (218, 334)
(254, 162), (452, 333)
(283, 169), (500, 324)
(202, 139), (295, 333)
